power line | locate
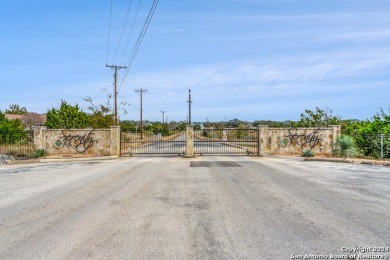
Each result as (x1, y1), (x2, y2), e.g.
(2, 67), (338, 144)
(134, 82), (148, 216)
(118, 0), (160, 90)
(119, 0), (159, 90)
(112, 0), (134, 64)
(127, 105), (161, 121)
(105, 0), (114, 64)
(125, 0), (158, 67)
(144, 94), (162, 112)
(118, 75), (163, 117)
(120, 0), (143, 65)
(127, 0), (159, 67)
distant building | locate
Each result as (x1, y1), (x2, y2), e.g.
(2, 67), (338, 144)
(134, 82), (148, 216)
(5, 113), (46, 128)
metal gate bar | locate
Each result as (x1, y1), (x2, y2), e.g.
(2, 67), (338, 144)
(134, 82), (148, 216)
(0, 130), (35, 159)
(194, 128), (258, 155)
(120, 130), (185, 155)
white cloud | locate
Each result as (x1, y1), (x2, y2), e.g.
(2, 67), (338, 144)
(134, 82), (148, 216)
(325, 29), (390, 42)
(133, 48), (390, 88)
(116, 47), (390, 121)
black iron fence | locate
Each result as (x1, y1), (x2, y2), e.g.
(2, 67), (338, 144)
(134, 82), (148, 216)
(0, 130), (35, 159)
(350, 134), (390, 160)
(121, 130), (186, 155)
(194, 128), (259, 155)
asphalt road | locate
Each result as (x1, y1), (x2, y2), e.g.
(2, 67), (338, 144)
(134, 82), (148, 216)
(0, 156), (389, 259)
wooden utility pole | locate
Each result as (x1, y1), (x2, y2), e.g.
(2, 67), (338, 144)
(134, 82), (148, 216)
(135, 88), (148, 139)
(106, 64), (126, 125)
(160, 111), (166, 124)
(187, 89), (192, 125)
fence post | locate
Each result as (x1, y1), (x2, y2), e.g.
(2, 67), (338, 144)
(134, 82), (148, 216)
(380, 134), (384, 160)
(110, 126), (121, 157)
(258, 125), (269, 156)
(185, 126), (195, 157)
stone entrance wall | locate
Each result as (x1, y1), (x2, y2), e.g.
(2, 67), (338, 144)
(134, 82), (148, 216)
(33, 125), (341, 158)
(258, 125), (341, 156)
(33, 126), (120, 157)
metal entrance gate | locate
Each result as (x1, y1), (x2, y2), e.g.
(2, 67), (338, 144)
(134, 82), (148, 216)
(0, 129), (35, 159)
(120, 130), (186, 156)
(194, 128), (259, 155)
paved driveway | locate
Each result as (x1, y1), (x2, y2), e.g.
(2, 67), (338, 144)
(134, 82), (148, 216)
(0, 156), (389, 259)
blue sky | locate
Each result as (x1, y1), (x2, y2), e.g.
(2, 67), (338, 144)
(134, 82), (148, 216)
(1, 0), (389, 122)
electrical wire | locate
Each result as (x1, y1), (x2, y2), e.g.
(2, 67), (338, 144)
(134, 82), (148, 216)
(126, 0), (159, 68)
(118, 0), (160, 90)
(120, 0), (142, 65)
(112, 0), (134, 64)
(105, 0), (114, 64)
(144, 94), (163, 112)
(118, 73), (166, 113)
(127, 103), (160, 121)
(104, 0), (163, 121)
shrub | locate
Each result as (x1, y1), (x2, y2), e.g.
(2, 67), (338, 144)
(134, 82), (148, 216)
(333, 135), (356, 158)
(302, 149), (314, 157)
(33, 149), (47, 158)
(46, 100), (90, 129)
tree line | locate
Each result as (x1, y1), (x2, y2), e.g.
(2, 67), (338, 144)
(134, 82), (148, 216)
(1, 102), (389, 136)
(1, 101), (389, 158)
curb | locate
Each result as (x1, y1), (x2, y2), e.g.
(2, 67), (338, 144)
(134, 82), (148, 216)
(304, 158), (353, 163)
(6, 159), (40, 165)
(1, 156), (120, 166)
(305, 157), (390, 166)
(40, 156), (119, 163)
(182, 155), (198, 158)
(360, 161), (390, 166)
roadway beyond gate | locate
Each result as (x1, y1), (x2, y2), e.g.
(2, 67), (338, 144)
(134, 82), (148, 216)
(121, 128), (259, 156)
(194, 128), (258, 155)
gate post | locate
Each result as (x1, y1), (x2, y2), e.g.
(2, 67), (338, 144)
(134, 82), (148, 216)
(258, 125), (269, 156)
(185, 126), (195, 157)
(33, 126), (46, 150)
(110, 126), (121, 157)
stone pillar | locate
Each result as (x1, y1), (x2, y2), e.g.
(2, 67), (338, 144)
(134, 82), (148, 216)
(185, 126), (195, 157)
(258, 125), (269, 156)
(110, 126), (121, 157)
(32, 126), (46, 150)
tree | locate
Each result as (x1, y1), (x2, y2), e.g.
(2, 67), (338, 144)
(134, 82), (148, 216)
(193, 124), (201, 130)
(84, 89), (129, 128)
(176, 122), (187, 131)
(120, 120), (138, 132)
(253, 120), (293, 127)
(227, 119), (244, 128)
(144, 122), (170, 136)
(353, 106), (390, 158)
(46, 100), (90, 129)
(0, 110), (24, 131)
(340, 119), (366, 136)
(0, 110), (26, 144)
(295, 107), (340, 127)
(5, 104), (27, 115)
(359, 107), (390, 135)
